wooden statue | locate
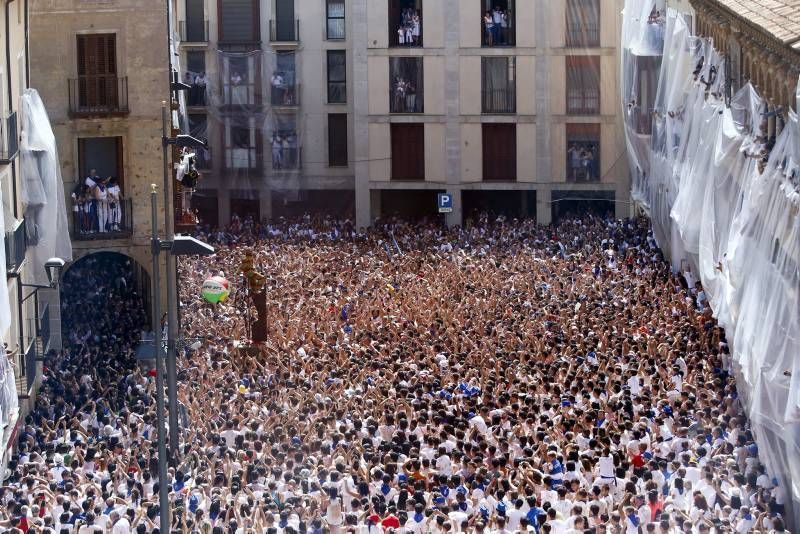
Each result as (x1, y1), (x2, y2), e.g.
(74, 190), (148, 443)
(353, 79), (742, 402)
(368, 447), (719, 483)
(240, 252), (269, 343)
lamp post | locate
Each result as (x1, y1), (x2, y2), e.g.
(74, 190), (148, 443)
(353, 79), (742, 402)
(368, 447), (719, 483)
(149, 184), (213, 534)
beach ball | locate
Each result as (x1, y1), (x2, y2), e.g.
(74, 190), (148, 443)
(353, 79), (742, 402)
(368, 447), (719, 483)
(202, 276), (230, 304)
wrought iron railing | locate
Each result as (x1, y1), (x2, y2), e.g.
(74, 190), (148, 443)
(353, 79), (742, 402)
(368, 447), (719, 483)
(482, 87), (516, 114)
(179, 20), (209, 43)
(271, 83), (300, 106)
(270, 19), (300, 42)
(68, 76), (130, 116)
(72, 197), (134, 240)
(566, 24), (600, 47)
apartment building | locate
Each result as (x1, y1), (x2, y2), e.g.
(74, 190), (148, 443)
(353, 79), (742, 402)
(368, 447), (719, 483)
(355, 0), (630, 227)
(29, 0), (170, 302)
(175, 0), (356, 227)
(1, 0), (70, 476)
(176, 0), (629, 228)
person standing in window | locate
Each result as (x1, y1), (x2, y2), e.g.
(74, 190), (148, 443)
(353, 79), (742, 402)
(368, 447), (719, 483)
(107, 177), (122, 231)
(484, 11), (494, 46)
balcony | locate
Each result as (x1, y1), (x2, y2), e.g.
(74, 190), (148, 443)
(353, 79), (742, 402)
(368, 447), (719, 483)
(72, 197), (134, 240)
(270, 146), (301, 171)
(271, 83), (300, 107)
(0, 111), (19, 163)
(566, 140), (601, 182)
(68, 76), (130, 117)
(179, 20), (209, 43)
(270, 19), (300, 44)
(5, 218), (26, 273)
(482, 88), (516, 114)
(566, 24), (600, 47)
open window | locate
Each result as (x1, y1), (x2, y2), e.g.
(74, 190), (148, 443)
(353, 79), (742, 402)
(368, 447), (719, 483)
(225, 121), (262, 171)
(220, 53), (261, 107)
(269, 114), (300, 170)
(390, 57), (424, 113)
(566, 124), (600, 182)
(481, 0), (515, 47)
(482, 57), (515, 113)
(389, 0), (422, 47)
(271, 52), (298, 106)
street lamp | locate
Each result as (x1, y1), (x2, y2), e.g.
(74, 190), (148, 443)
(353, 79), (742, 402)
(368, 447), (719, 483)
(44, 258), (66, 288)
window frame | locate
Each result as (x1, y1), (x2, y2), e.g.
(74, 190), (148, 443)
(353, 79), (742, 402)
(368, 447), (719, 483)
(327, 113), (348, 167)
(326, 50), (347, 104)
(326, 0), (346, 40)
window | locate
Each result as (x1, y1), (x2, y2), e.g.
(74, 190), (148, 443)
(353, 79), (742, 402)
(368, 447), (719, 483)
(327, 50), (347, 104)
(326, 0), (345, 39)
(328, 114), (348, 167)
(482, 57), (515, 113)
(389, 0), (422, 47)
(391, 124), (424, 180)
(566, 0), (600, 47)
(390, 57), (423, 113)
(78, 137), (125, 191)
(186, 51), (206, 74)
(220, 54), (260, 106)
(269, 115), (299, 170)
(188, 114), (211, 168)
(482, 124), (516, 181)
(481, 0), (515, 47)
(632, 56), (660, 133)
(225, 121), (261, 170)
(76, 34), (119, 110)
(219, 0), (259, 43)
(566, 124), (600, 182)
(186, 51), (207, 106)
(566, 56), (600, 115)
(272, 52), (298, 105)
(272, 0), (298, 42)
(184, 0), (207, 41)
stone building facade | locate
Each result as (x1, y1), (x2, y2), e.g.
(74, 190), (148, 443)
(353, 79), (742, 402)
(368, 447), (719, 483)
(29, 0), (171, 294)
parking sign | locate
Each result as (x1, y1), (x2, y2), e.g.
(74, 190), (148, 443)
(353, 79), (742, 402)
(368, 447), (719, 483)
(438, 193), (453, 213)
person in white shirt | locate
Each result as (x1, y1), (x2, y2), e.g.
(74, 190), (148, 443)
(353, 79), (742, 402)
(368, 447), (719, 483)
(110, 511), (131, 534)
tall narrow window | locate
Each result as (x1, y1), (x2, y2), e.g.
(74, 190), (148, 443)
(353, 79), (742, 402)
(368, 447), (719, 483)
(482, 57), (515, 113)
(327, 50), (347, 104)
(327, 0), (346, 40)
(389, 0), (423, 47)
(391, 124), (425, 180)
(328, 114), (348, 167)
(219, 0), (258, 43)
(272, 52), (297, 106)
(566, 0), (600, 47)
(566, 124), (600, 182)
(390, 57), (424, 113)
(566, 56), (600, 115)
(184, 0), (206, 41)
(482, 124), (516, 181)
(481, 0), (515, 47)
(76, 34), (118, 110)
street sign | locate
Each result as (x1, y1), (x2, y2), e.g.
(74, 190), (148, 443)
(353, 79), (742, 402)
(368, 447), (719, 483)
(438, 193), (453, 213)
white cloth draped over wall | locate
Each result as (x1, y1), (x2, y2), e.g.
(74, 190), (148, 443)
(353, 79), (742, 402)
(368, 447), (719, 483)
(622, 0), (800, 525)
(19, 89), (73, 286)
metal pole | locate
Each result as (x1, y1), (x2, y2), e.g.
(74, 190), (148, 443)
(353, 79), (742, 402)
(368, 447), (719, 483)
(150, 185), (170, 534)
(162, 102), (181, 455)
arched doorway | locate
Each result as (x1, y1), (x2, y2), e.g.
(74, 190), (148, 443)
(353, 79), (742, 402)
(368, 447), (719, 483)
(61, 252), (151, 349)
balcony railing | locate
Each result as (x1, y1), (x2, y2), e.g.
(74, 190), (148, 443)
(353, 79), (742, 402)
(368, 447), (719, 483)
(0, 111), (19, 163)
(389, 27), (423, 47)
(482, 88), (516, 113)
(220, 81), (261, 108)
(389, 89), (424, 113)
(566, 24), (600, 47)
(270, 19), (300, 43)
(5, 218), (26, 273)
(179, 20), (209, 43)
(68, 76), (130, 117)
(271, 83), (300, 106)
(72, 197), (134, 240)
(270, 146), (301, 171)
(481, 23), (516, 47)
(567, 88), (600, 115)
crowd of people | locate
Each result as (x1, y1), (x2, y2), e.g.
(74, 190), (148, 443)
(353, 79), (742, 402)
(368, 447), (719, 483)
(71, 170), (124, 235)
(0, 214), (791, 534)
(395, 7), (421, 46)
(483, 6), (513, 46)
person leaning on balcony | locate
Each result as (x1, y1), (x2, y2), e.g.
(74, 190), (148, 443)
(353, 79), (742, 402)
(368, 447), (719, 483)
(84, 169), (99, 233)
(492, 6), (503, 44)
